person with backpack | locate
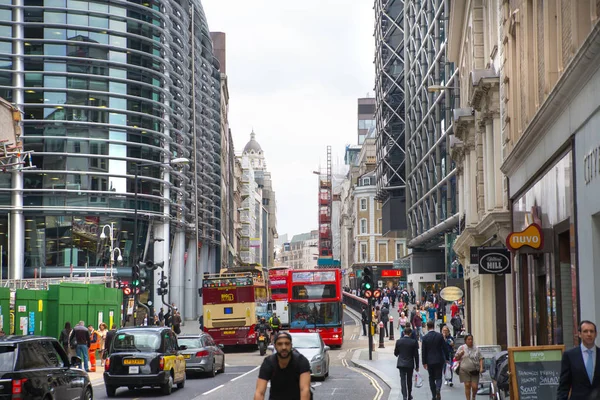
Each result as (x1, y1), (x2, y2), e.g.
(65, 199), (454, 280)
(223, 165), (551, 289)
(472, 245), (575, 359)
(254, 332), (311, 400)
(269, 313), (281, 343)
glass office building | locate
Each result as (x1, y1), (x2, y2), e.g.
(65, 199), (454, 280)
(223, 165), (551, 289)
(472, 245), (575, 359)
(0, 0), (221, 279)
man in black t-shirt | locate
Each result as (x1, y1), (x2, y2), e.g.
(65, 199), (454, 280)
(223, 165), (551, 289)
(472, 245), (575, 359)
(254, 332), (311, 400)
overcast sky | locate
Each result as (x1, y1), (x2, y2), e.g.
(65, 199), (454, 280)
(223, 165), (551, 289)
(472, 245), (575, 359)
(201, 0), (375, 239)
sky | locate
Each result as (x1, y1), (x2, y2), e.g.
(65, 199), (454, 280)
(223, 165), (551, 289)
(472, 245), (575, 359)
(201, 0), (375, 238)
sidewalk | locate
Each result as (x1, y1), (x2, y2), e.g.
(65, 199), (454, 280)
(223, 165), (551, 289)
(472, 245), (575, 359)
(347, 302), (465, 400)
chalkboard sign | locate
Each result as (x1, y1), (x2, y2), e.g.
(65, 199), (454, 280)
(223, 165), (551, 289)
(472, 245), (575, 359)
(508, 345), (565, 400)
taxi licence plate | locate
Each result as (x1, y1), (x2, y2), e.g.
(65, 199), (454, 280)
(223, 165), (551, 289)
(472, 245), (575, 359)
(129, 366), (139, 374)
(183, 354), (191, 359)
(123, 359), (145, 366)
(223, 330), (236, 335)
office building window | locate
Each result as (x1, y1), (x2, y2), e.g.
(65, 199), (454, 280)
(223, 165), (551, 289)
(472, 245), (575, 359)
(396, 242), (406, 259)
(360, 218), (367, 234)
(360, 242), (368, 262)
(360, 198), (367, 211)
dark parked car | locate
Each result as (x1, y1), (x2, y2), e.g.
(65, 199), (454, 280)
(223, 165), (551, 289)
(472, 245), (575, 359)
(103, 326), (186, 397)
(177, 334), (225, 376)
(0, 335), (93, 399)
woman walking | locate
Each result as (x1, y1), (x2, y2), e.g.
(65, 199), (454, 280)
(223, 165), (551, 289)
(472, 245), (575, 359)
(454, 334), (484, 400)
(442, 326), (455, 386)
(97, 323), (108, 367)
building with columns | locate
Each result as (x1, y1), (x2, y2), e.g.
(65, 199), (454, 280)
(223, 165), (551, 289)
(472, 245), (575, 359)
(448, 0), (512, 349)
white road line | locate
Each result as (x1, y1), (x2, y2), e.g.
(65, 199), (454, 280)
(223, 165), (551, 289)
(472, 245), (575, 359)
(201, 384), (224, 396)
(230, 365), (260, 382)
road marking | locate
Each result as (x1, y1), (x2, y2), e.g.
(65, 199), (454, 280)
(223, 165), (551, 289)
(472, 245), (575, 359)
(342, 358), (384, 400)
(230, 365), (259, 382)
(201, 384), (224, 396)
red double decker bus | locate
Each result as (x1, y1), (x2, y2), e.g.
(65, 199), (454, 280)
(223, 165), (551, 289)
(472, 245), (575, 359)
(287, 269), (344, 347)
(202, 271), (268, 346)
(268, 266), (290, 327)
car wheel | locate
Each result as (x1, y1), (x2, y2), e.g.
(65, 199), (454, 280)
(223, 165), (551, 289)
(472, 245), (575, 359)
(161, 373), (173, 395)
(208, 360), (217, 377)
(217, 356), (225, 374)
(81, 387), (93, 400)
(177, 373), (185, 389)
(105, 385), (117, 398)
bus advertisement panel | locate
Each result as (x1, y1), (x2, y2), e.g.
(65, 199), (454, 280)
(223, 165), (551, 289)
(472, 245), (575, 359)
(287, 269), (343, 347)
(202, 273), (268, 346)
(268, 266), (290, 327)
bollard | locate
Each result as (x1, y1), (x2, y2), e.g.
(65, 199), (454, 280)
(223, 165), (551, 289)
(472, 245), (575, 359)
(378, 321), (385, 348)
(389, 316), (395, 341)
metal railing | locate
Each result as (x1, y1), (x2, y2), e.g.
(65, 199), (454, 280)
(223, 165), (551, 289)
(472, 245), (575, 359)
(0, 276), (113, 290)
(342, 291), (368, 314)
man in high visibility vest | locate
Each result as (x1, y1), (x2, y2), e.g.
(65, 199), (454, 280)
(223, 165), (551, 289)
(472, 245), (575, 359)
(268, 313), (281, 343)
(87, 325), (100, 372)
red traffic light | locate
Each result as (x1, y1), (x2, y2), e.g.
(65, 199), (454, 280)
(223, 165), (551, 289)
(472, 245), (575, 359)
(123, 286), (132, 296)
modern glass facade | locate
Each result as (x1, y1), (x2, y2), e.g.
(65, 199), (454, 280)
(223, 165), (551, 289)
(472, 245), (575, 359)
(0, 0), (221, 278)
(405, 0), (458, 248)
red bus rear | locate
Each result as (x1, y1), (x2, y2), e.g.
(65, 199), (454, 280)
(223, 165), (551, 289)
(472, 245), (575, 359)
(268, 266), (289, 300)
(287, 269), (344, 347)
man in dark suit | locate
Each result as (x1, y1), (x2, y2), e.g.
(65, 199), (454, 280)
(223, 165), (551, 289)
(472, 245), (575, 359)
(558, 320), (600, 400)
(422, 320), (448, 400)
(394, 327), (420, 400)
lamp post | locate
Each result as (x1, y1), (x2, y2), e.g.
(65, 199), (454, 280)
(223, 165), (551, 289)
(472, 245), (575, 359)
(100, 223), (123, 287)
(132, 157), (189, 326)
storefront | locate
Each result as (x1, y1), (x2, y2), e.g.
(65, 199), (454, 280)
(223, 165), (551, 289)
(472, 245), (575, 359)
(509, 151), (578, 348)
(575, 111), (600, 326)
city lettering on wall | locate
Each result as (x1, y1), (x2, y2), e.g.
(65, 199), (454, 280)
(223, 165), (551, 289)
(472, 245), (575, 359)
(583, 144), (600, 185)
(478, 247), (511, 274)
(506, 223), (543, 251)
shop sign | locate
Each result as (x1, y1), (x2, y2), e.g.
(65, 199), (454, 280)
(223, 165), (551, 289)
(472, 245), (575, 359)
(381, 269), (404, 277)
(506, 223), (543, 251)
(583, 144), (600, 185)
(478, 247), (511, 274)
(440, 286), (464, 301)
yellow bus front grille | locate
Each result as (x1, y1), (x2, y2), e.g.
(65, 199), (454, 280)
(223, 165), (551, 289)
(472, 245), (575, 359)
(212, 319), (247, 328)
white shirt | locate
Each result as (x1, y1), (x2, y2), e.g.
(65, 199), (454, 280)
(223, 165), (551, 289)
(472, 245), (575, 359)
(581, 343), (596, 377)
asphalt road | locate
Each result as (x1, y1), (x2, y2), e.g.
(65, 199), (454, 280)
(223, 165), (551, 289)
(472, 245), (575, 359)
(91, 312), (389, 400)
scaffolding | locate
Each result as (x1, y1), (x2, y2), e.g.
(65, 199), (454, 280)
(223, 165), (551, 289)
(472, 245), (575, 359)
(317, 146), (339, 267)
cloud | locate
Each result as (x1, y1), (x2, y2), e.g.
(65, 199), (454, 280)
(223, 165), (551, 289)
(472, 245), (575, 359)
(201, 0), (374, 238)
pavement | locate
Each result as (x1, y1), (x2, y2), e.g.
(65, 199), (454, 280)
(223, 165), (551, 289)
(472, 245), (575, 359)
(346, 301), (467, 400)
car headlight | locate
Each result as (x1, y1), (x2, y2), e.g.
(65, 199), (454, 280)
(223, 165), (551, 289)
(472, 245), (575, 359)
(311, 354), (323, 362)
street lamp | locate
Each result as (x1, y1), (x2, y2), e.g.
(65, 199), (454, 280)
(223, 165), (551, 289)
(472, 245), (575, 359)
(100, 222), (123, 287)
(132, 157), (189, 325)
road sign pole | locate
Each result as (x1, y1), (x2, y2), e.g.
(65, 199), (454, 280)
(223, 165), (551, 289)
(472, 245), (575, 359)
(367, 297), (373, 361)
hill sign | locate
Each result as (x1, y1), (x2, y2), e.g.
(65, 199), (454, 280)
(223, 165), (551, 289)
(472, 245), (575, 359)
(478, 247), (511, 274)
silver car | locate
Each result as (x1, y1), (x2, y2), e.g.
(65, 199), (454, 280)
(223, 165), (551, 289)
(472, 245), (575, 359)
(178, 334), (225, 377)
(270, 332), (330, 380)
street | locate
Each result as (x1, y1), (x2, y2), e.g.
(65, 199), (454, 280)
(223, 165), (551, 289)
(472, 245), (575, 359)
(91, 312), (389, 400)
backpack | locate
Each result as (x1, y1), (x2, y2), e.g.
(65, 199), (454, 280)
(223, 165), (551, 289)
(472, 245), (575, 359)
(267, 351), (313, 399)
(272, 316), (280, 326)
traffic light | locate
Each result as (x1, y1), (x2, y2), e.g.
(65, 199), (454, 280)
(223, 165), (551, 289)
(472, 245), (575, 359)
(132, 261), (144, 288)
(139, 267), (148, 292)
(361, 266), (373, 292)
(157, 278), (168, 296)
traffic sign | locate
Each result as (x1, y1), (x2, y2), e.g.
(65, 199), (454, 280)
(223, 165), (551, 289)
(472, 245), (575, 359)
(373, 289), (381, 298)
(364, 290), (372, 298)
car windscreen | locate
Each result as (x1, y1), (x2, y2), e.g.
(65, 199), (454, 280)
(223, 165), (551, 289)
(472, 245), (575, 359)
(0, 346), (15, 371)
(291, 335), (321, 349)
(112, 331), (161, 352)
(177, 338), (203, 349)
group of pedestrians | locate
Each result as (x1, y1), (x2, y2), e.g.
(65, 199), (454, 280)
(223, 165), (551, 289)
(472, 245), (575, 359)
(59, 320), (117, 372)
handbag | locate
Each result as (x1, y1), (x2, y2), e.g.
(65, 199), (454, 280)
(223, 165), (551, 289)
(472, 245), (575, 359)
(460, 353), (480, 376)
(414, 371), (424, 388)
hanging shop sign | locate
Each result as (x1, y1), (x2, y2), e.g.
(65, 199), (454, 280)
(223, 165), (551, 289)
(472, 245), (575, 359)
(478, 247), (511, 274)
(440, 286), (464, 301)
(506, 223), (543, 252)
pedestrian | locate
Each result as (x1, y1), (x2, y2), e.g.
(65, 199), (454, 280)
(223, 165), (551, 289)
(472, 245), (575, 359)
(59, 321), (73, 353)
(398, 312), (408, 330)
(412, 307), (423, 341)
(71, 321), (91, 372)
(172, 310), (182, 335)
(394, 327), (420, 400)
(104, 324), (117, 360)
(454, 334), (483, 400)
(158, 308), (164, 322)
(442, 326), (455, 387)
(390, 290), (397, 308)
(404, 322), (418, 341)
(451, 301), (459, 318)
(557, 320), (600, 400)
(380, 305), (390, 337)
(428, 305), (436, 323)
(382, 293), (390, 308)
(422, 320), (448, 400)
(253, 332), (311, 400)
(97, 323), (107, 367)
(164, 308), (172, 327)
(361, 306), (368, 336)
(451, 314), (463, 337)
(87, 325), (99, 372)
(199, 314), (204, 331)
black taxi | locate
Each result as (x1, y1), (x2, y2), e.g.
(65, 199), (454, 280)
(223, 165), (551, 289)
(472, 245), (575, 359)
(103, 327), (186, 397)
